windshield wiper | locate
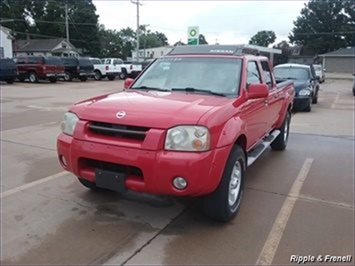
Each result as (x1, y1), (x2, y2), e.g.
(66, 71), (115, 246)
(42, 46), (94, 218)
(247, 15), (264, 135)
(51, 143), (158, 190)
(171, 87), (226, 97)
(131, 86), (170, 92)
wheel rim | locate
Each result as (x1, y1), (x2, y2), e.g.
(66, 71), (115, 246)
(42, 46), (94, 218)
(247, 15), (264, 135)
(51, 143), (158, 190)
(95, 72), (100, 80)
(64, 73), (69, 81)
(284, 115), (289, 143)
(29, 74), (35, 82)
(228, 161), (242, 207)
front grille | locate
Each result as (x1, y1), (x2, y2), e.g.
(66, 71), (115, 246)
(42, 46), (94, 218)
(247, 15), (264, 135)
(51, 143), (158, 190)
(81, 158), (143, 177)
(88, 122), (149, 141)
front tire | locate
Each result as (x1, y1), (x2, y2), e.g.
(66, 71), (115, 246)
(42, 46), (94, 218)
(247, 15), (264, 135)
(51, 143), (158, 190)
(6, 78), (15, 84)
(312, 88), (318, 104)
(28, 71), (38, 83)
(271, 111), (291, 151)
(78, 178), (99, 190)
(304, 99), (312, 112)
(201, 145), (246, 222)
(64, 71), (72, 81)
(94, 70), (102, 81)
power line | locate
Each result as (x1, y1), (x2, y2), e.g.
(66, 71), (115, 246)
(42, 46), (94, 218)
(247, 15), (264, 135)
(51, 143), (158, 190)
(1, 18), (98, 26)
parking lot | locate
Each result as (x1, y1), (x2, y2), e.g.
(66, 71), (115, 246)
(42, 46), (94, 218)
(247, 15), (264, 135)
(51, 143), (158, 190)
(1, 78), (354, 265)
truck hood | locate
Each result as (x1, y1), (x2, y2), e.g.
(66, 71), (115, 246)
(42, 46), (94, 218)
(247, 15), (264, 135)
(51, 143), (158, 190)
(70, 90), (231, 129)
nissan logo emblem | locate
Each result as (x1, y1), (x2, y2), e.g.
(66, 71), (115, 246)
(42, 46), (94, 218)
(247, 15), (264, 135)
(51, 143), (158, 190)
(116, 111), (126, 119)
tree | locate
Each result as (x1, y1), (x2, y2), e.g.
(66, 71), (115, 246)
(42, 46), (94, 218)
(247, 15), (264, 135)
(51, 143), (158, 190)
(119, 27), (136, 59)
(273, 40), (291, 65)
(249, 30), (276, 47)
(289, 0), (355, 54)
(199, 34), (208, 45)
(0, 0), (34, 34)
(1, 0), (101, 56)
(99, 25), (123, 58)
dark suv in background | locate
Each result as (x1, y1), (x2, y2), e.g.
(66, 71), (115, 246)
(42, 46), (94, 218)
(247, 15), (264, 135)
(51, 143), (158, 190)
(0, 58), (17, 84)
(16, 56), (65, 83)
(61, 57), (94, 82)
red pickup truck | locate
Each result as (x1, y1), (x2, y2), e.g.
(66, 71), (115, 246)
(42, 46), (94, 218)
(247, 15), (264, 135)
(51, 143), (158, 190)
(16, 56), (65, 83)
(57, 45), (294, 221)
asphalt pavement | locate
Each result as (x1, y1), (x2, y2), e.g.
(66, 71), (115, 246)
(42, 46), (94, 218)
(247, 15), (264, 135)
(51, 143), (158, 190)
(1, 78), (354, 265)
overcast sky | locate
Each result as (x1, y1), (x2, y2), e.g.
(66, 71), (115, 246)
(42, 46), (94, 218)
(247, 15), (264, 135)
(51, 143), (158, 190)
(93, 0), (308, 46)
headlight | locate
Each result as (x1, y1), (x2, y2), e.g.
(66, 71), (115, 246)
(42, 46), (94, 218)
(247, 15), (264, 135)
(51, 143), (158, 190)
(298, 89), (311, 96)
(61, 112), (79, 136)
(165, 126), (210, 151)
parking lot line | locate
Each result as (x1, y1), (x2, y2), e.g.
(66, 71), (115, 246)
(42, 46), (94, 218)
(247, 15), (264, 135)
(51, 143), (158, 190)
(331, 92), (340, 109)
(1, 171), (68, 199)
(256, 158), (314, 265)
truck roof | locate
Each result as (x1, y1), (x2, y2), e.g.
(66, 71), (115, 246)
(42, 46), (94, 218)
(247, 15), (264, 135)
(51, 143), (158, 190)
(167, 45), (260, 57)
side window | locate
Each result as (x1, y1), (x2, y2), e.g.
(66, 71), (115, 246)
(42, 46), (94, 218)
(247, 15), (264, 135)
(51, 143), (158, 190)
(106, 59), (111, 64)
(261, 61), (273, 88)
(247, 61), (261, 85)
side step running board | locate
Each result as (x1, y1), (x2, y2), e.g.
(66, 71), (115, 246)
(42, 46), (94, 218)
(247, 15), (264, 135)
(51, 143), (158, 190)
(247, 130), (281, 167)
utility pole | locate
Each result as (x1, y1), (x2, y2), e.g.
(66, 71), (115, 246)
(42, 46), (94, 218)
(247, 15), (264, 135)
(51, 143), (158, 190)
(65, 3), (69, 43)
(142, 24), (149, 61)
(131, 0), (142, 62)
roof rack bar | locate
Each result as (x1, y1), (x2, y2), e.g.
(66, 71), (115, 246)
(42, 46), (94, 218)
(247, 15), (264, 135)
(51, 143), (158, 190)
(167, 44), (260, 56)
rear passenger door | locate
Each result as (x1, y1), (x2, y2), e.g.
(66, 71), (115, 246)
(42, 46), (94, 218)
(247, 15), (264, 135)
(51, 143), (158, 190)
(243, 61), (269, 146)
(261, 60), (283, 129)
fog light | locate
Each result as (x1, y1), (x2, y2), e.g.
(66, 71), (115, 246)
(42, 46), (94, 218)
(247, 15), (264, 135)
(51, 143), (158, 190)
(60, 155), (67, 167)
(173, 177), (188, 190)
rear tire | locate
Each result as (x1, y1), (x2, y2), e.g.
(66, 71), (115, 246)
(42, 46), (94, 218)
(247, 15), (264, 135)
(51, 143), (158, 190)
(201, 145), (246, 222)
(271, 111), (291, 151)
(107, 75), (115, 81)
(28, 71), (38, 83)
(119, 69), (127, 80)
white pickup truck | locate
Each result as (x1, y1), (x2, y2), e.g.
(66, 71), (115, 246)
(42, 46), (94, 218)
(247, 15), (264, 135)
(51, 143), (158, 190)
(120, 61), (142, 79)
(90, 58), (122, 81)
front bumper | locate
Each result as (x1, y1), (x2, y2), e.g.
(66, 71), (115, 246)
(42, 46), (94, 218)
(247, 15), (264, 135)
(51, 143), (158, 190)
(57, 134), (230, 197)
(293, 97), (311, 111)
(106, 72), (121, 76)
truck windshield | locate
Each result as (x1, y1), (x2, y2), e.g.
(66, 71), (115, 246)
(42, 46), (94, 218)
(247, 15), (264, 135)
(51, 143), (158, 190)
(132, 57), (242, 96)
(274, 67), (310, 80)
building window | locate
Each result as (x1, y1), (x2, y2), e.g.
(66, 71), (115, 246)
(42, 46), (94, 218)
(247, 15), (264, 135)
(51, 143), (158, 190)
(0, 47), (4, 58)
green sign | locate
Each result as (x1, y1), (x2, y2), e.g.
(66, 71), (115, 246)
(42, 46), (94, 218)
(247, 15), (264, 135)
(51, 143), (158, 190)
(187, 26), (199, 45)
(188, 38), (198, 45)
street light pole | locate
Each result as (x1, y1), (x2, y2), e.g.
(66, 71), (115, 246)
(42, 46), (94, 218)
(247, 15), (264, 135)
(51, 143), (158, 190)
(65, 3), (69, 43)
(142, 24), (149, 61)
(131, 0), (142, 62)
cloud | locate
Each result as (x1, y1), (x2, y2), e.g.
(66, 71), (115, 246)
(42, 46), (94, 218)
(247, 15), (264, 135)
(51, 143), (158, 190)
(94, 0), (307, 45)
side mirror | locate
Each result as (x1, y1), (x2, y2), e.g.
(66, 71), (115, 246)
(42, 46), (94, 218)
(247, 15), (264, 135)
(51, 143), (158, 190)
(247, 83), (269, 99)
(124, 78), (134, 89)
